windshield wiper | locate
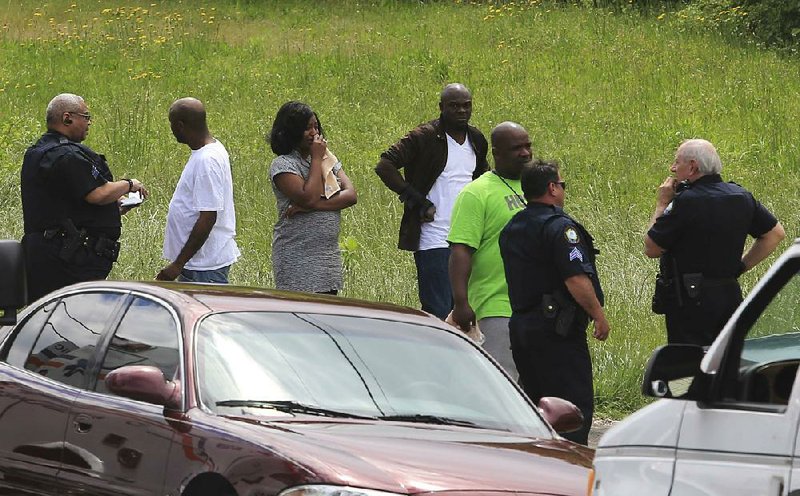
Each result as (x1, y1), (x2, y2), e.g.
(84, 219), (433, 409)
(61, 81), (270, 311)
(215, 400), (377, 420)
(379, 414), (480, 428)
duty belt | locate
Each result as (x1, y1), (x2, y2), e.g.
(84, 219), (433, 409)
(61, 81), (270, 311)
(42, 224), (120, 262)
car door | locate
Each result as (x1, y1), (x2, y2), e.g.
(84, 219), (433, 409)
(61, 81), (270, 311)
(0, 293), (126, 495)
(59, 294), (182, 495)
(672, 258), (800, 496)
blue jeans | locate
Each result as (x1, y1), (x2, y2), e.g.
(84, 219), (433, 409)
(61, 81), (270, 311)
(413, 248), (452, 320)
(178, 265), (231, 284)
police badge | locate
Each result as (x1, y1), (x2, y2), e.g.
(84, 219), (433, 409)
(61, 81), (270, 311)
(564, 227), (580, 244)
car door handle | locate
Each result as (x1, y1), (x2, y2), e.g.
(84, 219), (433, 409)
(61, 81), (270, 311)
(73, 414), (93, 433)
(769, 476), (784, 495)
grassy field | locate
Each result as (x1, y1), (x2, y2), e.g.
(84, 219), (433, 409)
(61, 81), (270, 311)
(1, 0), (798, 418)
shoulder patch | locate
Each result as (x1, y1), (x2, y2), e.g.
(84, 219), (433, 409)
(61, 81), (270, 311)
(564, 226), (580, 244)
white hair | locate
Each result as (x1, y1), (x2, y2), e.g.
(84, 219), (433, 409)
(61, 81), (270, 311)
(678, 138), (722, 175)
(45, 93), (85, 124)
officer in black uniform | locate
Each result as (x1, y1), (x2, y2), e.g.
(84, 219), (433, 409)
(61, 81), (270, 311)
(21, 93), (148, 301)
(499, 160), (610, 445)
(645, 139), (784, 346)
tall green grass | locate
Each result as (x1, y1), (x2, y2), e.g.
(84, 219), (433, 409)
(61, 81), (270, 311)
(1, 0), (798, 418)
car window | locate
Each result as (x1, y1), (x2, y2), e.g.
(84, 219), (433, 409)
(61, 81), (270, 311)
(2, 300), (56, 367)
(94, 296), (180, 396)
(196, 312), (550, 437)
(23, 293), (125, 389)
(735, 265), (800, 405)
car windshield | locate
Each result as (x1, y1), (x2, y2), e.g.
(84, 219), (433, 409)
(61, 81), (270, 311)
(195, 312), (550, 436)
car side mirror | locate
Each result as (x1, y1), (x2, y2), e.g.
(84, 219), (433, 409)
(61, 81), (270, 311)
(106, 365), (181, 409)
(538, 396), (584, 434)
(0, 240), (27, 325)
(642, 344), (708, 400)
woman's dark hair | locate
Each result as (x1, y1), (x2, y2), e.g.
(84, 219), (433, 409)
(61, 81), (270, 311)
(520, 159), (560, 200)
(267, 101), (324, 155)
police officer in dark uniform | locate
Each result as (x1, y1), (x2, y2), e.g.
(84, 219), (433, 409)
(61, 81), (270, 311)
(21, 93), (148, 301)
(500, 160), (610, 445)
(645, 139), (784, 346)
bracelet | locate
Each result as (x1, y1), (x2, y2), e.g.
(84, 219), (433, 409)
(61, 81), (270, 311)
(124, 178), (133, 193)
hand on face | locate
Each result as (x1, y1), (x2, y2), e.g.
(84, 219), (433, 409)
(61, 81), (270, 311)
(310, 133), (327, 160)
(657, 176), (678, 205)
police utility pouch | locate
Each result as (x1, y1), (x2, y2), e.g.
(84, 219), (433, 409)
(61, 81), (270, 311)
(541, 294), (559, 319)
(652, 273), (671, 315)
(682, 273), (703, 299)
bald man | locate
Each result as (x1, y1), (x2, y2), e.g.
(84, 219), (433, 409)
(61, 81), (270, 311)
(21, 93), (148, 301)
(157, 97), (240, 283)
(376, 83), (489, 320)
(645, 139), (785, 345)
(448, 122), (533, 379)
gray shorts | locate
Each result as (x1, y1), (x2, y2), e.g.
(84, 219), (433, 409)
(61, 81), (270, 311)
(478, 317), (518, 381)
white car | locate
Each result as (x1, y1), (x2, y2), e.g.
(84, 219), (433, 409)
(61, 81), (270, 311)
(591, 238), (800, 496)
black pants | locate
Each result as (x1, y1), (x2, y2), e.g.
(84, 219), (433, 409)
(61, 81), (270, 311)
(665, 283), (742, 346)
(510, 317), (593, 445)
(22, 233), (113, 302)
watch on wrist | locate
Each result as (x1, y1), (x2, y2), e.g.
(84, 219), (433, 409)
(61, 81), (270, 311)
(124, 178), (133, 193)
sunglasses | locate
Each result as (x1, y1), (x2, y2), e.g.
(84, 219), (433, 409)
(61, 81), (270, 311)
(553, 181), (567, 190)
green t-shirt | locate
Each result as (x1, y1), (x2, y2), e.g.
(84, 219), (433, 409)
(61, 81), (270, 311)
(447, 171), (526, 320)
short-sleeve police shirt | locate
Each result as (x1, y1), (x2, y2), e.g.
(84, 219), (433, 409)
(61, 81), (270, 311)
(21, 132), (120, 238)
(647, 174), (777, 277)
(500, 203), (602, 314)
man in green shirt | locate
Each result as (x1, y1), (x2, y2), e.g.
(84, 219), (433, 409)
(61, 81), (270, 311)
(448, 122), (532, 379)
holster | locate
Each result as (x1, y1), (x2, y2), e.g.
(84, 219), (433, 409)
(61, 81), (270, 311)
(94, 237), (120, 262)
(54, 219), (86, 263)
(541, 291), (588, 337)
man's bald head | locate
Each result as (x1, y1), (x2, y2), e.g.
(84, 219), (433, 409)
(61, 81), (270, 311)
(491, 121), (532, 179)
(490, 121), (527, 148)
(169, 97), (207, 131)
(440, 83), (471, 103)
(169, 97), (211, 148)
(439, 83), (473, 131)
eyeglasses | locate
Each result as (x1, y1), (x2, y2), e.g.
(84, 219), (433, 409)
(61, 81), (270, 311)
(68, 111), (92, 121)
(553, 181), (567, 190)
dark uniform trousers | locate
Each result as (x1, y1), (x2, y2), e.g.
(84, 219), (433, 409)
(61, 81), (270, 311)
(510, 315), (593, 445)
(665, 283), (742, 346)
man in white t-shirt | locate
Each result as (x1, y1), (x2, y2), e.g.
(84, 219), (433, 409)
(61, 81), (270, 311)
(156, 97), (240, 283)
(375, 84), (489, 319)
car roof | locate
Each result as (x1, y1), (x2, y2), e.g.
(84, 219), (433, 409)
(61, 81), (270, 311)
(45, 280), (450, 329)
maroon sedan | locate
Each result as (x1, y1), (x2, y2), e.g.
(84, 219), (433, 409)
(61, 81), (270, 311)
(0, 242), (591, 496)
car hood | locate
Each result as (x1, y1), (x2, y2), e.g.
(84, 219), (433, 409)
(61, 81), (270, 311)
(221, 415), (592, 496)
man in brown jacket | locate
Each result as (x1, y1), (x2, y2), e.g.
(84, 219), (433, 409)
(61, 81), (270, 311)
(375, 83), (489, 319)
